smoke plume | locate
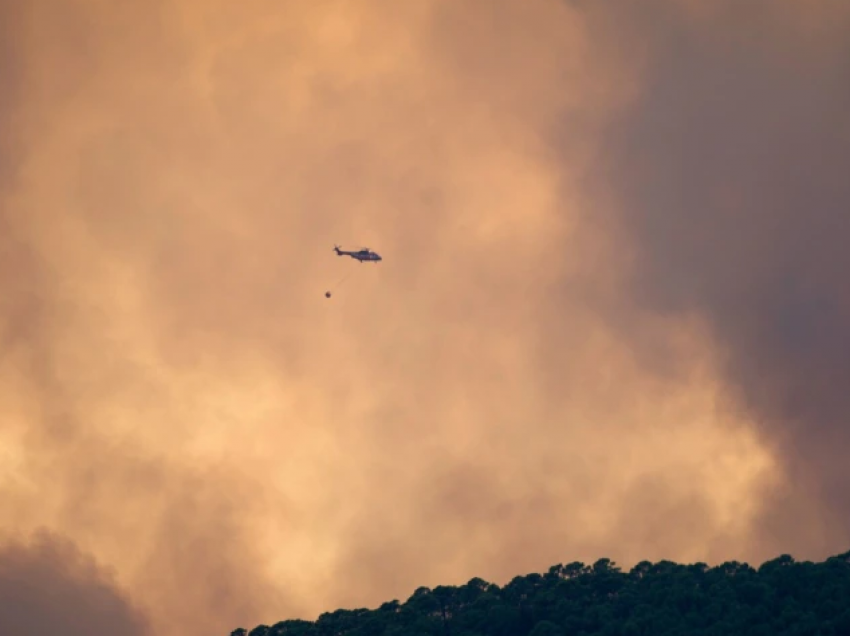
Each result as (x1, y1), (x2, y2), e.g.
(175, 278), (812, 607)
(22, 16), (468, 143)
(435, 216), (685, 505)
(0, 1), (847, 635)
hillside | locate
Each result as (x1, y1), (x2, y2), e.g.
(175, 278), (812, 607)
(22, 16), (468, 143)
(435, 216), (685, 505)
(230, 550), (850, 636)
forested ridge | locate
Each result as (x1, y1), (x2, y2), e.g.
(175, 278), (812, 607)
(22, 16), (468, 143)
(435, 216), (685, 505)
(231, 551), (850, 636)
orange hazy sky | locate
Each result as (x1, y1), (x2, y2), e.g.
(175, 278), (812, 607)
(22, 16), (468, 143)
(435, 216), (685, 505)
(1, 1), (849, 635)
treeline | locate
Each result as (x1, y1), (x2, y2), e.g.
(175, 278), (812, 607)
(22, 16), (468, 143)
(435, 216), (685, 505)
(231, 550), (850, 636)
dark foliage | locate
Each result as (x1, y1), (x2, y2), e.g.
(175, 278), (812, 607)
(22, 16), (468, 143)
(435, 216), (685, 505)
(232, 551), (850, 636)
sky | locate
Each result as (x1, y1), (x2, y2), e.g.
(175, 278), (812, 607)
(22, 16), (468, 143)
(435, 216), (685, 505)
(1, 0), (848, 635)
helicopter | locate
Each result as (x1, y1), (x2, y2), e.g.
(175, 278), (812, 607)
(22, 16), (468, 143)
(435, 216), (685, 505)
(325, 244), (383, 298)
(333, 245), (382, 263)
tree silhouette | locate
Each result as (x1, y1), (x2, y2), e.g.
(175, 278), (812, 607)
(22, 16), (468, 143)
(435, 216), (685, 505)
(230, 549), (850, 636)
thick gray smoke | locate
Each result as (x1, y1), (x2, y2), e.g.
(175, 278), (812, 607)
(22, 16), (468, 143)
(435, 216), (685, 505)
(593, 0), (850, 553)
(0, 531), (149, 636)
